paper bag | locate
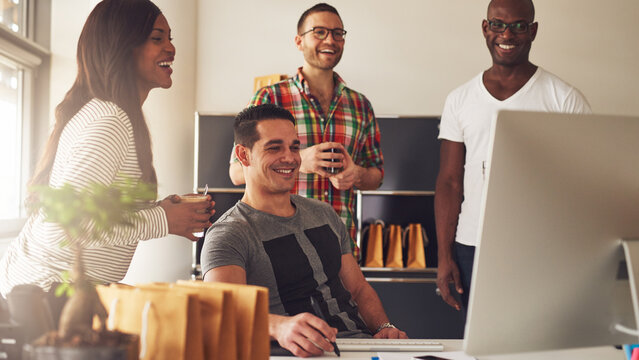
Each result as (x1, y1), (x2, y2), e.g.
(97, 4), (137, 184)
(97, 284), (201, 360)
(384, 224), (404, 268)
(178, 280), (269, 360)
(169, 283), (237, 360)
(363, 220), (384, 267)
(404, 223), (428, 268)
(138, 282), (232, 360)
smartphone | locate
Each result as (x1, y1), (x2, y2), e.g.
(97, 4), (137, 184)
(412, 356), (452, 360)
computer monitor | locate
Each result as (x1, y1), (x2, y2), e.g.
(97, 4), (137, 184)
(464, 110), (639, 356)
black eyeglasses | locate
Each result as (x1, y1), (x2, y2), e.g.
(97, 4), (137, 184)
(486, 20), (534, 34)
(299, 26), (347, 41)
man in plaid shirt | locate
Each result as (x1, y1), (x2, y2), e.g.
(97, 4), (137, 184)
(229, 3), (384, 257)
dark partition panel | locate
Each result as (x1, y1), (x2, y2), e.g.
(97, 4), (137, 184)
(195, 114), (238, 189)
(194, 113), (242, 272)
(376, 117), (440, 191)
(193, 114), (444, 266)
(194, 114), (441, 191)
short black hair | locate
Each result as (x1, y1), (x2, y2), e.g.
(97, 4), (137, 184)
(234, 104), (296, 149)
(297, 3), (341, 33)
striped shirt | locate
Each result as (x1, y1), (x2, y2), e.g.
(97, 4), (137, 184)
(235, 68), (384, 255)
(0, 98), (168, 297)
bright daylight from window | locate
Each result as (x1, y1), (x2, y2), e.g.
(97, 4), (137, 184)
(0, 0), (27, 222)
(0, 0), (24, 34)
(0, 59), (21, 220)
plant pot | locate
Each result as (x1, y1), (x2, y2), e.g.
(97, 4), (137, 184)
(23, 332), (138, 360)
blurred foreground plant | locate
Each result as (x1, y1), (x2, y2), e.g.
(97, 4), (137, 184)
(31, 179), (156, 341)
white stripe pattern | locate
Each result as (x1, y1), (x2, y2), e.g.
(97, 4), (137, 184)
(0, 98), (168, 296)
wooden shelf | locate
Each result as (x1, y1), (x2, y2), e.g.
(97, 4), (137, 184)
(358, 190), (434, 196)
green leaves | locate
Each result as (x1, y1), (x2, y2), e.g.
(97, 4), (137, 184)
(31, 179), (156, 298)
(55, 271), (76, 298)
(30, 178), (156, 246)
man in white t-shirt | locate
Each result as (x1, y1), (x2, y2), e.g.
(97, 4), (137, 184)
(435, 0), (591, 313)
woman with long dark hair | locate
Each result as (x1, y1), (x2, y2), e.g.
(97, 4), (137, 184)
(0, 0), (212, 297)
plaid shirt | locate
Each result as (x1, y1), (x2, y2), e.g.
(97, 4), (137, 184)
(239, 68), (384, 256)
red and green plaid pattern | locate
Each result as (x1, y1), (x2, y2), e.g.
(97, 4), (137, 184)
(246, 68), (384, 257)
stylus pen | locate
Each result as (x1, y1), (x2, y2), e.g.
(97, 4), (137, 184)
(310, 296), (341, 357)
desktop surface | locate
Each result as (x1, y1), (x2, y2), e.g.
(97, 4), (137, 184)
(270, 339), (461, 359)
(270, 340), (624, 359)
(336, 338), (443, 352)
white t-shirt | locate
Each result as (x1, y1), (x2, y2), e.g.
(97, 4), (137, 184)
(438, 67), (591, 247)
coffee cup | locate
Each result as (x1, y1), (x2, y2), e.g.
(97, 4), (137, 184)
(180, 193), (208, 237)
(323, 148), (342, 174)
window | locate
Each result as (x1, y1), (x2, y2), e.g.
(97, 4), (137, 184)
(0, 58), (22, 220)
(0, 0), (49, 238)
(0, 0), (26, 35)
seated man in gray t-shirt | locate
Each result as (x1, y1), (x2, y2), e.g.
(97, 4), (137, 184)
(201, 104), (407, 357)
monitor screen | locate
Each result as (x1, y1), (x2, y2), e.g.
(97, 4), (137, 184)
(464, 110), (639, 355)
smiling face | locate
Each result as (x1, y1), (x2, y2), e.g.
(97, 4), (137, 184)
(295, 11), (345, 71)
(241, 119), (301, 196)
(482, 0), (537, 67)
(134, 14), (175, 99)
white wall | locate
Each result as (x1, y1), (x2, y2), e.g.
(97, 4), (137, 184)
(50, 0), (198, 284)
(196, 0), (639, 117)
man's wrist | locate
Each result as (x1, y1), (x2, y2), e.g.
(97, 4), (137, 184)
(437, 243), (456, 261)
(375, 322), (396, 334)
(352, 164), (366, 188)
(268, 313), (285, 339)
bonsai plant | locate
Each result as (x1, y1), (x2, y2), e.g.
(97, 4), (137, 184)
(23, 179), (156, 359)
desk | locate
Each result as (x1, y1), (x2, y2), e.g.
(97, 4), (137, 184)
(270, 340), (626, 359)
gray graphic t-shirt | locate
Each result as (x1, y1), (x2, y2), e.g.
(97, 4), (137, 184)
(201, 195), (371, 337)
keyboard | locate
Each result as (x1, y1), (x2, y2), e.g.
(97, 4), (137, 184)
(335, 338), (444, 352)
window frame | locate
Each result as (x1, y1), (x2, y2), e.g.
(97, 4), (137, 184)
(0, 0), (50, 238)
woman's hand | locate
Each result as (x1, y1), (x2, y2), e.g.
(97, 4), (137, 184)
(159, 195), (215, 241)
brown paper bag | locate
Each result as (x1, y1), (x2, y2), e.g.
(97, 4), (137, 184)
(384, 224), (404, 268)
(178, 280), (269, 360)
(138, 282), (233, 360)
(363, 221), (384, 267)
(171, 283), (237, 360)
(404, 223), (428, 268)
(97, 284), (201, 360)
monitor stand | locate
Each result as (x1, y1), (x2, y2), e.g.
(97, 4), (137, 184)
(617, 239), (639, 338)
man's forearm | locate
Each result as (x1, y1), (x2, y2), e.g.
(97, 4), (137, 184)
(353, 166), (382, 190)
(434, 182), (463, 261)
(351, 283), (390, 333)
(229, 162), (246, 185)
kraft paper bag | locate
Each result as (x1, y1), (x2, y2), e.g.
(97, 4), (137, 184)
(384, 224), (404, 268)
(363, 220), (385, 267)
(96, 284), (201, 360)
(172, 283), (236, 360)
(404, 223), (428, 268)
(138, 282), (234, 360)
(178, 280), (269, 360)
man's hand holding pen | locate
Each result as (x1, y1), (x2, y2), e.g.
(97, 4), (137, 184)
(310, 296), (341, 356)
(270, 312), (339, 358)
